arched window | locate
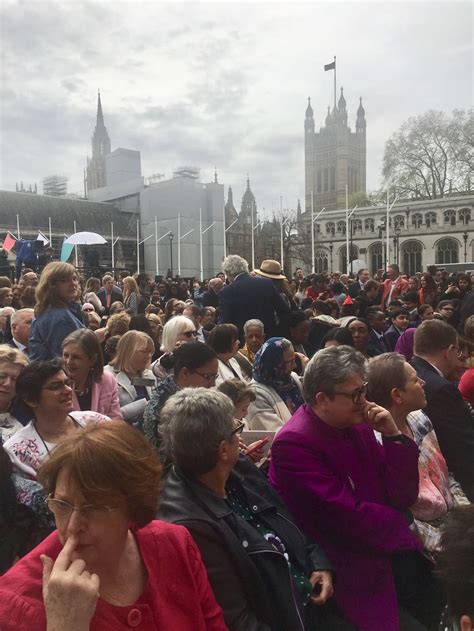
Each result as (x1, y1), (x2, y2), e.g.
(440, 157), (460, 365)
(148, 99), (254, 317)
(425, 212), (437, 228)
(412, 213), (423, 228)
(337, 220), (346, 235)
(401, 241), (422, 276)
(352, 219), (362, 233)
(339, 245), (359, 274)
(314, 248), (329, 273)
(326, 222), (335, 236)
(394, 215), (405, 230)
(444, 210), (456, 226)
(459, 208), (471, 225)
(369, 242), (383, 275)
(436, 238), (459, 264)
(364, 218), (375, 232)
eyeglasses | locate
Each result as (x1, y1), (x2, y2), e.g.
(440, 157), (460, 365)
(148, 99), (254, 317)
(333, 382), (368, 404)
(230, 421), (245, 437)
(42, 378), (74, 392)
(193, 370), (218, 383)
(45, 496), (116, 520)
(183, 330), (198, 338)
(82, 307), (94, 312)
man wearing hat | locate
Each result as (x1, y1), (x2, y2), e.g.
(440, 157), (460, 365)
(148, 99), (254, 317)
(219, 256), (289, 340)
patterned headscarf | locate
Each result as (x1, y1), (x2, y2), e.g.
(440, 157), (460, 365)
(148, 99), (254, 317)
(253, 337), (304, 414)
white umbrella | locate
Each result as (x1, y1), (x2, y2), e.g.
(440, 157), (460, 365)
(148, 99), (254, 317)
(347, 258), (368, 274)
(64, 231), (107, 245)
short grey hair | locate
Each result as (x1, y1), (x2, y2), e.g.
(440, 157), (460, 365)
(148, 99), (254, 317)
(222, 255), (249, 278)
(209, 277), (223, 289)
(10, 308), (34, 326)
(243, 319), (264, 334)
(303, 345), (367, 404)
(160, 388), (235, 476)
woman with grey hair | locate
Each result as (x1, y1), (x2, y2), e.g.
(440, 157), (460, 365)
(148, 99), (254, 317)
(159, 387), (350, 631)
(269, 345), (440, 631)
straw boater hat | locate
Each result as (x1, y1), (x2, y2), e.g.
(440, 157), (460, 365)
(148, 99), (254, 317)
(253, 260), (286, 280)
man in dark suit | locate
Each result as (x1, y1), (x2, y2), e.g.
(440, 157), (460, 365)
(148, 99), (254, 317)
(347, 268), (370, 299)
(96, 273), (123, 316)
(218, 255), (289, 339)
(411, 320), (474, 501)
(201, 278), (224, 308)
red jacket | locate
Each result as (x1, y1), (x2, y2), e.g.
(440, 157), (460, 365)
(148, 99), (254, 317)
(380, 276), (409, 309)
(0, 521), (228, 631)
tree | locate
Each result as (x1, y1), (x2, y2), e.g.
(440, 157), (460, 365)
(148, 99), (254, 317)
(382, 109), (473, 199)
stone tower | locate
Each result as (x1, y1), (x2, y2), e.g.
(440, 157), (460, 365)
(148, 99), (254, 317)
(86, 91), (111, 193)
(304, 88), (366, 211)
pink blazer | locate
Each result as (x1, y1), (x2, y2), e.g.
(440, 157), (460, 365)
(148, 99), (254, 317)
(72, 370), (123, 420)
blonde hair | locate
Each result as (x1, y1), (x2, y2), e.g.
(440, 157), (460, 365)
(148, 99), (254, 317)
(110, 330), (154, 374)
(161, 315), (195, 353)
(0, 343), (28, 368)
(34, 262), (77, 315)
(122, 276), (140, 302)
(106, 312), (130, 337)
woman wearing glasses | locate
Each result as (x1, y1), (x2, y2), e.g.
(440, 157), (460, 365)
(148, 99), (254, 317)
(152, 315), (198, 380)
(207, 324), (246, 386)
(3, 359), (108, 478)
(246, 337), (304, 431)
(104, 330), (155, 426)
(142, 343), (218, 455)
(269, 346), (434, 631)
(29, 262), (85, 362)
(0, 421), (227, 631)
(159, 388), (346, 631)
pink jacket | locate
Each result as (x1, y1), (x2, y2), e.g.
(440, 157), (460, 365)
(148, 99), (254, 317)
(380, 276), (409, 309)
(71, 370), (123, 419)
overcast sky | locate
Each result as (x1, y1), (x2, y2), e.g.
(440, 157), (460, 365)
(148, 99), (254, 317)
(1, 0), (472, 218)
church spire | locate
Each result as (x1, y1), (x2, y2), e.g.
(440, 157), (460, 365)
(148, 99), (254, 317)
(85, 91), (111, 194)
(356, 97), (366, 133)
(214, 167), (218, 184)
(305, 97), (315, 134)
(96, 90), (105, 128)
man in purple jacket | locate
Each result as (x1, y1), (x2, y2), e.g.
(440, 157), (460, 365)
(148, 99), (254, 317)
(269, 346), (442, 631)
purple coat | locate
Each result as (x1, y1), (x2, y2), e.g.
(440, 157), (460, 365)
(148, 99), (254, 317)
(269, 404), (422, 631)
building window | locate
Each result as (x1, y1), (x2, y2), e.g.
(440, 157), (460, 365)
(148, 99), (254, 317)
(326, 222), (335, 236)
(364, 218), (375, 232)
(330, 167), (336, 191)
(436, 238), (459, 264)
(324, 168), (329, 192)
(444, 210), (456, 226)
(459, 208), (471, 225)
(314, 223), (321, 234)
(317, 170), (322, 193)
(393, 215), (404, 230)
(401, 241), (422, 276)
(425, 212), (437, 228)
(412, 213), (422, 228)
(314, 248), (329, 273)
(339, 245), (359, 274)
(369, 242), (383, 275)
(352, 219), (362, 233)
(337, 220), (346, 235)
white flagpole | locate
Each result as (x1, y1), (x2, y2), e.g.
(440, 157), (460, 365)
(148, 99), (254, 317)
(333, 55), (337, 113)
(178, 213), (181, 276)
(223, 203), (227, 259)
(154, 217), (158, 276)
(199, 208), (203, 281)
(16, 215), (21, 240)
(386, 188), (390, 270)
(345, 185), (349, 273)
(48, 217), (52, 247)
(136, 219), (140, 273)
(311, 191), (315, 273)
(73, 220), (78, 268)
(251, 201), (255, 270)
(111, 221), (115, 269)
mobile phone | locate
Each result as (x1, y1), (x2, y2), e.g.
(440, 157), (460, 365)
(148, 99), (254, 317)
(245, 436), (271, 456)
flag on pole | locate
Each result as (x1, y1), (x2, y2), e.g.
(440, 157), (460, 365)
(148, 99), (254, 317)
(60, 241), (75, 262)
(324, 60), (336, 71)
(36, 231), (50, 245)
(2, 233), (16, 252)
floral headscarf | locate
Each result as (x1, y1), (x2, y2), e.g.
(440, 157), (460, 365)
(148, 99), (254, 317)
(253, 337), (304, 414)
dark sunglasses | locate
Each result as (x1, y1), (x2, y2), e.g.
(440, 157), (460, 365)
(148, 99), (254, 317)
(183, 330), (198, 338)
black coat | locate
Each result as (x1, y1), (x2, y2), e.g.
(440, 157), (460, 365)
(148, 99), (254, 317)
(218, 273), (289, 339)
(158, 456), (331, 631)
(201, 288), (220, 308)
(410, 355), (474, 501)
(96, 287), (123, 315)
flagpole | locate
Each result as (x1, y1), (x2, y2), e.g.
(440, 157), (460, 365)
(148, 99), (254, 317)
(136, 219), (140, 273)
(16, 215), (21, 240)
(333, 56), (337, 113)
(222, 203), (227, 259)
(345, 185), (349, 274)
(154, 217), (158, 276)
(199, 208), (203, 281)
(111, 221), (115, 270)
(178, 213), (181, 276)
(251, 200), (255, 270)
(48, 217), (52, 247)
(311, 191), (315, 273)
(73, 220), (78, 268)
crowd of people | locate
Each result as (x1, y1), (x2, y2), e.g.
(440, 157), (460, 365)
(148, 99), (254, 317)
(0, 254), (473, 631)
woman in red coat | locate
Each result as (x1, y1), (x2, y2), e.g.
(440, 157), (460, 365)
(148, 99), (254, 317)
(0, 420), (227, 631)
